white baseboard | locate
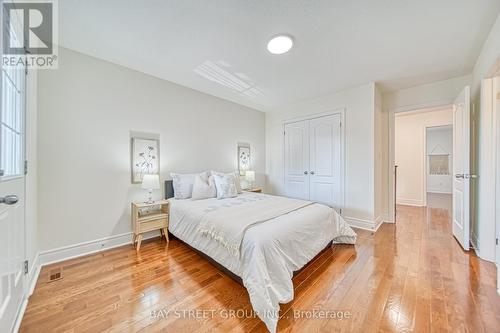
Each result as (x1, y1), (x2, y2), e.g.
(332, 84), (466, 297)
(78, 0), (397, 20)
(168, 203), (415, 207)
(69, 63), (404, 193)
(374, 214), (387, 230)
(38, 230), (160, 266)
(345, 214), (385, 232)
(497, 263), (500, 296)
(427, 190), (452, 195)
(384, 212), (395, 223)
(470, 231), (480, 257)
(11, 296), (28, 333)
(28, 253), (41, 296)
(470, 233), (495, 263)
(396, 197), (425, 207)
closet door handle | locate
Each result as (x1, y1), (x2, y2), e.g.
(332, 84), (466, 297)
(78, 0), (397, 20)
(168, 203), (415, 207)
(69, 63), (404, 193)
(304, 171), (308, 175)
(310, 171), (315, 175)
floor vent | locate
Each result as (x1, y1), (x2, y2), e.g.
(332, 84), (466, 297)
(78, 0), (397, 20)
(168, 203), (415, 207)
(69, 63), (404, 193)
(48, 267), (62, 282)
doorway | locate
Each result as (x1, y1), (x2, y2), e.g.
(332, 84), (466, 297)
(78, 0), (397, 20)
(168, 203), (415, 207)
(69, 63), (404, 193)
(390, 86), (472, 252)
(393, 107), (453, 208)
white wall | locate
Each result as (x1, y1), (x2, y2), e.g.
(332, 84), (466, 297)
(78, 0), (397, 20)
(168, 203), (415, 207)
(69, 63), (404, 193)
(37, 47), (266, 251)
(266, 83), (381, 229)
(471, 14), (500, 262)
(383, 75), (472, 112)
(394, 108), (452, 206)
(426, 126), (453, 194)
(374, 84), (389, 221)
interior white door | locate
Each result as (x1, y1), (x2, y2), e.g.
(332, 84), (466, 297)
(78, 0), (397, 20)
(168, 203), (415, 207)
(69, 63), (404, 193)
(0, 8), (27, 330)
(452, 86), (471, 251)
(284, 121), (310, 200)
(309, 114), (342, 208)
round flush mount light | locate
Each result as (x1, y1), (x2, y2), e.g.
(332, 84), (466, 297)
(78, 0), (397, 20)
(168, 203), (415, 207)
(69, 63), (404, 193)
(267, 35), (294, 54)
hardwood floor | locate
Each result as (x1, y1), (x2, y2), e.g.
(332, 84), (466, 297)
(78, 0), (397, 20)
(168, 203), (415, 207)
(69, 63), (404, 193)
(20, 203), (499, 332)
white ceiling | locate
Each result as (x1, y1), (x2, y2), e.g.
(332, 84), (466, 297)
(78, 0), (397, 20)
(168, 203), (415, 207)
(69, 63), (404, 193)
(59, 0), (500, 112)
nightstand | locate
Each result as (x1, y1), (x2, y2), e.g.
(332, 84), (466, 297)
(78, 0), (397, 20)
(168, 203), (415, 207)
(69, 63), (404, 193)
(131, 200), (169, 251)
(245, 188), (262, 193)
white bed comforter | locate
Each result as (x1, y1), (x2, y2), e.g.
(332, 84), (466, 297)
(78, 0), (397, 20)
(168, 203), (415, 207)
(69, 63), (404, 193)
(168, 193), (356, 333)
(197, 195), (314, 257)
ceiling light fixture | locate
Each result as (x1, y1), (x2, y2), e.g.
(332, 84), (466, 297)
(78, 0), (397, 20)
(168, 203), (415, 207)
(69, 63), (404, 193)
(267, 35), (294, 55)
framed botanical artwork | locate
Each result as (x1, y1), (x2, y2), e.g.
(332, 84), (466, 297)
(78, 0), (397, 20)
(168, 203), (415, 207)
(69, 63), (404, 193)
(131, 137), (160, 183)
(429, 154), (450, 175)
(238, 143), (251, 175)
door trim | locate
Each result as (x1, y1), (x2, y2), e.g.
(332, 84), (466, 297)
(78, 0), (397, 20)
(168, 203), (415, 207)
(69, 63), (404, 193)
(282, 108), (346, 213)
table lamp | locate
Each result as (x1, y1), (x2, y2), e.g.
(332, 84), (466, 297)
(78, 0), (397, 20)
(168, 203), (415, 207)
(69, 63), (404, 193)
(141, 174), (160, 203)
(245, 170), (255, 189)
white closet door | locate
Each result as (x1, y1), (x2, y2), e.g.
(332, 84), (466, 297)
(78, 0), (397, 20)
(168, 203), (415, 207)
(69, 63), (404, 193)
(284, 121), (310, 200)
(309, 114), (342, 208)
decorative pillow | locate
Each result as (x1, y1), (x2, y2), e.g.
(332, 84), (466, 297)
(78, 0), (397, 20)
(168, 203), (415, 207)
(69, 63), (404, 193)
(213, 174), (238, 199)
(192, 174), (216, 200)
(170, 172), (209, 199)
(211, 171), (242, 194)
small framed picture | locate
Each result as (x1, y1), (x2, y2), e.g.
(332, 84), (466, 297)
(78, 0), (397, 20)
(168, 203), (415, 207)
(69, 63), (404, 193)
(131, 136), (160, 183)
(238, 143), (251, 175)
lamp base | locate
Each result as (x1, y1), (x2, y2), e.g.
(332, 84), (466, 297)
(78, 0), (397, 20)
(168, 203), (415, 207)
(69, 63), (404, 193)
(144, 190), (154, 204)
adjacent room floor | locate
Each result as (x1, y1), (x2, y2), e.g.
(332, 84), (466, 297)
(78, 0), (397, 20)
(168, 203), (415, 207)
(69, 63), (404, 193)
(426, 192), (452, 211)
(20, 202), (498, 332)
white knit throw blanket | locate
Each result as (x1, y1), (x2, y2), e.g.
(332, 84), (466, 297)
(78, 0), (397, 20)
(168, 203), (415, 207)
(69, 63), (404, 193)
(198, 196), (313, 257)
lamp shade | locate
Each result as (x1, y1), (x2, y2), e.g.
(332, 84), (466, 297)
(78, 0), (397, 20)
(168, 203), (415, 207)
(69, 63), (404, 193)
(141, 174), (160, 190)
(245, 170), (255, 182)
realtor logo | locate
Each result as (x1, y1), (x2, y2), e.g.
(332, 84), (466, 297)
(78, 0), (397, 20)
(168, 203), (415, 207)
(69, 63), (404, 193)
(2, 0), (58, 68)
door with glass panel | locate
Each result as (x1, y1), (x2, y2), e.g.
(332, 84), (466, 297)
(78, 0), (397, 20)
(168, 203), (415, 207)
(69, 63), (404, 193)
(0, 4), (27, 331)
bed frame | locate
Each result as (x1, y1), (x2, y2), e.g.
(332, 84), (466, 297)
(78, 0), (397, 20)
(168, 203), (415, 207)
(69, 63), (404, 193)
(164, 180), (333, 286)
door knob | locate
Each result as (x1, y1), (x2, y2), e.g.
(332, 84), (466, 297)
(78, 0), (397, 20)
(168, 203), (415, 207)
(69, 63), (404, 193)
(0, 195), (18, 205)
(304, 171), (308, 175)
(310, 171), (315, 175)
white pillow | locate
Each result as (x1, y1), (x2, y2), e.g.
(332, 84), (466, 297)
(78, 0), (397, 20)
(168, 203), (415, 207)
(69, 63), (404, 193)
(170, 172), (209, 199)
(213, 174), (238, 199)
(211, 171), (242, 194)
(192, 174), (216, 200)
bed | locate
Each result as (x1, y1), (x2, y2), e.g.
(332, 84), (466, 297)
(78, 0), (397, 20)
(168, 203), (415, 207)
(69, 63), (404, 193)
(164, 180), (356, 333)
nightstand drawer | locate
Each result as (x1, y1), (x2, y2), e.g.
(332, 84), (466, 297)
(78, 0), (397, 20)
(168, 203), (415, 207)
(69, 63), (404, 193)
(139, 218), (167, 232)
